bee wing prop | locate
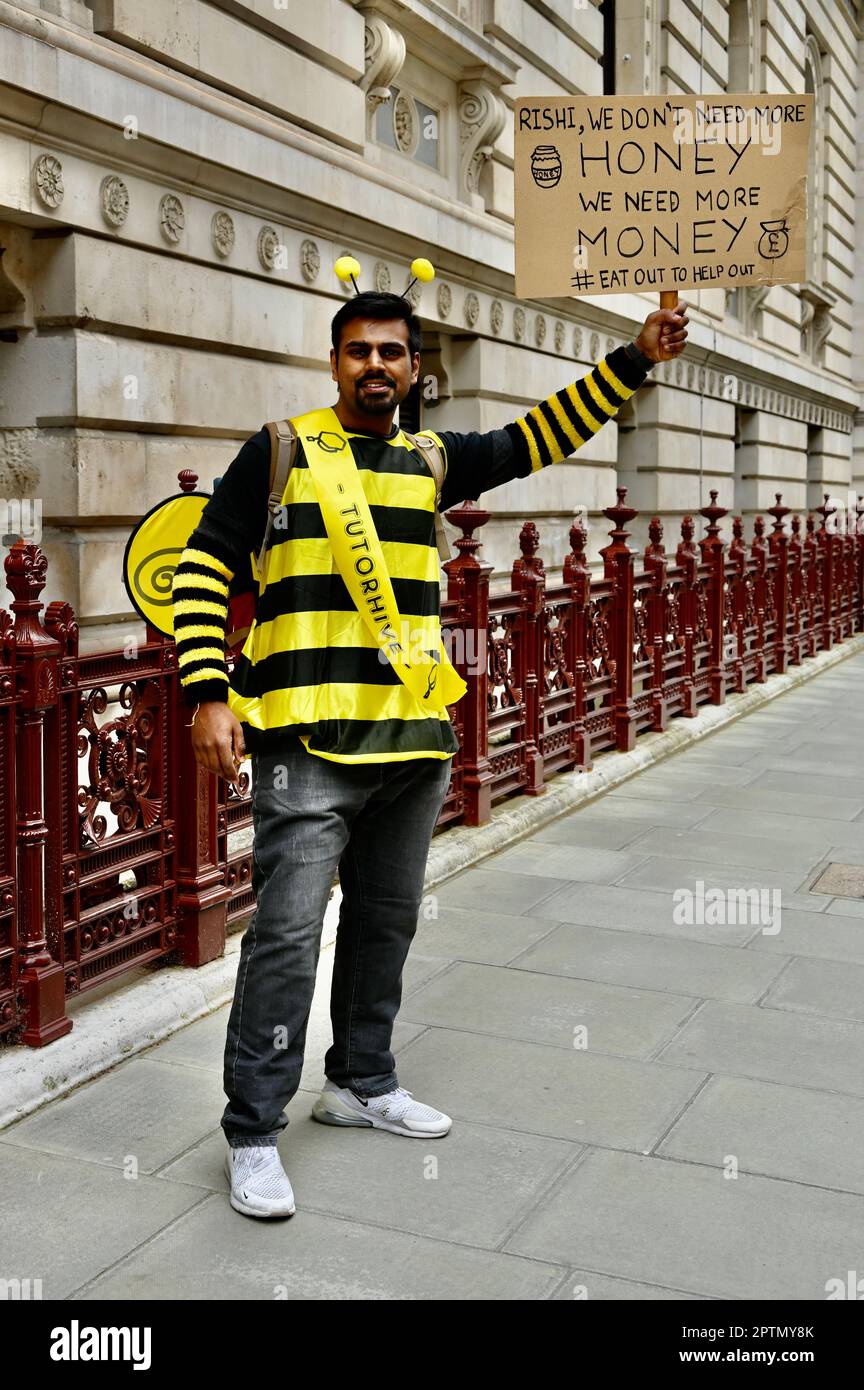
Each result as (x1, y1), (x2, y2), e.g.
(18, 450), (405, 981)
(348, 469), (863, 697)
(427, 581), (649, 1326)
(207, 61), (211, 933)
(122, 491), (210, 638)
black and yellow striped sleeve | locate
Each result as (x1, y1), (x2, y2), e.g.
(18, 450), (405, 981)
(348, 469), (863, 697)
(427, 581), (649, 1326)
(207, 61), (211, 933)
(171, 532), (236, 706)
(504, 342), (653, 474)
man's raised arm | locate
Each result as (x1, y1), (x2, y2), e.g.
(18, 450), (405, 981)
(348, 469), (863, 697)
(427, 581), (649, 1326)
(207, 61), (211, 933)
(434, 301), (689, 510)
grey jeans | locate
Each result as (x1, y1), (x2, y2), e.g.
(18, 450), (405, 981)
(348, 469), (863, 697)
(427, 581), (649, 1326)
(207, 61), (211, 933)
(221, 737), (453, 1147)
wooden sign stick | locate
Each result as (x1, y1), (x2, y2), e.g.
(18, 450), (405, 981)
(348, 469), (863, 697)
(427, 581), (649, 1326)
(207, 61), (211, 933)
(659, 290), (679, 356)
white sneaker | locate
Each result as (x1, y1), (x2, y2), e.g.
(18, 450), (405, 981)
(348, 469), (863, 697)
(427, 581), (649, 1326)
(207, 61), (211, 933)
(224, 1144), (296, 1218)
(311, 1081), (452, 1137)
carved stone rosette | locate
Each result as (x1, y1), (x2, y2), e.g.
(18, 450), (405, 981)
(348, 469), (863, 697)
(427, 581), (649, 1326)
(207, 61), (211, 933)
(159, 193), (185, 244)
(393, 90), (419, 154)
(437, 282), (452, 319)
(33, 153), (64, 208)
(458, 80), (506, 196)
(359, 15), (406, 113)
(300, 238), (321, 283)
(257, 225), (281, 271)
(211, 211), (235, 258)
(491, 300), (504, 335)
(100, 174), (129, 228)
(374, 260), (391, 292)
(464, 292), (480, 327)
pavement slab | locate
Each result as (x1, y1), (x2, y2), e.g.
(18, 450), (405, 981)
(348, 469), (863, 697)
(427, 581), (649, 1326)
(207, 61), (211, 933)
(746, 907), (864, 965)
(657, 1074), (864, 1195)
(389, 1026), (706, 1150)
(398, 960), (700, 1057)
(530, 880), (765, 945)
(75, 1199), (566, 1301)
(657, 998), (864, 1096)
(509, 921), (789, 1003)
(503, 1148), (864, 1301)
(0, 1144), (207, 1300)
(759, 955), (864, 1022)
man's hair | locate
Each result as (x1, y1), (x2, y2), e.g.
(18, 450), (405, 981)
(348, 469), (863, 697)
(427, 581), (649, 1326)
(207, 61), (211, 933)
(331, 291), (422, 360)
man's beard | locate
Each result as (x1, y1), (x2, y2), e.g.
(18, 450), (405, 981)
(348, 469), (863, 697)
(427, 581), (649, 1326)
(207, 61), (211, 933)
(353, 377), (400, 415)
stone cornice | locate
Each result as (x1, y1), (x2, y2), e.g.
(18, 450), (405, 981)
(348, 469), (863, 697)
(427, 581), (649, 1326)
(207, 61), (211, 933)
(650, 355), (855, 434)
(353, 0), (517, 85)
(799, 279), (838, 311)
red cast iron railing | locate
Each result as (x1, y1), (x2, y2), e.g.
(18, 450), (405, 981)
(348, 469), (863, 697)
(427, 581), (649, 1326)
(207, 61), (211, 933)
(1, 484), (862, 1046)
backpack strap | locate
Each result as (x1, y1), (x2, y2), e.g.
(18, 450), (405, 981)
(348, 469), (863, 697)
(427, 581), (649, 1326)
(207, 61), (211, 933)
(404, 429), (450, 563)
(257, 419), (297, 579)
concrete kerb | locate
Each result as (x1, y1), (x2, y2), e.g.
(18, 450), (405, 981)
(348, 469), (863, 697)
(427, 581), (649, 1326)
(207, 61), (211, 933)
(1, 630), (862, 1130)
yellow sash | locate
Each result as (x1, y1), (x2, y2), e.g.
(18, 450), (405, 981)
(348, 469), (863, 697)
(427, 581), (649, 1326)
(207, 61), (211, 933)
(296, 406), (467, 714)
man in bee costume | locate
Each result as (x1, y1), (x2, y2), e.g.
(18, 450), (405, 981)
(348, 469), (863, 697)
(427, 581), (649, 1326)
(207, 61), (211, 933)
(171, 255), (688, 1218)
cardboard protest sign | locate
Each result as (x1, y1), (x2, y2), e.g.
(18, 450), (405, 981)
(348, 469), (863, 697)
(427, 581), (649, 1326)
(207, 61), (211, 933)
(514, 95), (813, 299)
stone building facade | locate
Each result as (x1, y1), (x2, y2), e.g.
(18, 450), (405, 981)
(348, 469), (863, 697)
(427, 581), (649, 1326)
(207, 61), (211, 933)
(0, 0), (861, 649)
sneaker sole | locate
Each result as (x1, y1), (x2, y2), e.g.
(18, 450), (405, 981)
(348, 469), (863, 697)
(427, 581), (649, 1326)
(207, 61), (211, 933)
(311, 1100), (451, 1138)
(224, 1157), (296, 1218)
(227, 1192), (296, 1219)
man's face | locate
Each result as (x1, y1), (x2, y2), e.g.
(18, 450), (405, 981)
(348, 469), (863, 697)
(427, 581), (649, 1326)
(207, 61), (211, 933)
(330, 316), (419, 417)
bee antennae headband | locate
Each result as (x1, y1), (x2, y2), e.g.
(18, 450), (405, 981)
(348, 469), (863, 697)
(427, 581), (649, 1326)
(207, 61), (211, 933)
(334, 256), (436, 299)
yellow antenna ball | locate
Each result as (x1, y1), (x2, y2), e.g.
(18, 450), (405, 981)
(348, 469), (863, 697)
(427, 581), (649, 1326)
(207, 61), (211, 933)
(410, 257), (435, 283)
(334, 255), (361, 284)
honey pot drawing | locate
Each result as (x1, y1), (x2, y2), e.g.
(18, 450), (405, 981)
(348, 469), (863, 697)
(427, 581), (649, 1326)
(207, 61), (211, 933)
(530, 145), (562, 188)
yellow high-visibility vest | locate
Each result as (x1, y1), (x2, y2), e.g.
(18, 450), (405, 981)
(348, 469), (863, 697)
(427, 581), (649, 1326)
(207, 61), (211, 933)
(226, 415), (461, 764)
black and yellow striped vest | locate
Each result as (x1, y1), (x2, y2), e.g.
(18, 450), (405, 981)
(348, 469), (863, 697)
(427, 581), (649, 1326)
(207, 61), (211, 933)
(226, 424), (460, 764)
